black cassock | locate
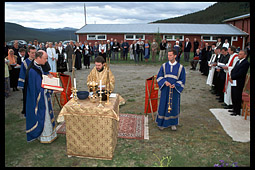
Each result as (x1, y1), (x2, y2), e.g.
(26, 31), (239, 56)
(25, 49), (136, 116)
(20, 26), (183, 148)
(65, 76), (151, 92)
(82, 45), (91, 67)
(74, 46), (82, 70)
(56, 46), (67, 73)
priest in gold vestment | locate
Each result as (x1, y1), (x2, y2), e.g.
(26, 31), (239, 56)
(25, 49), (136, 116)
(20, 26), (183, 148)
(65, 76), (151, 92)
(87, 56), (125, 105)
(87, 56), (115, 91)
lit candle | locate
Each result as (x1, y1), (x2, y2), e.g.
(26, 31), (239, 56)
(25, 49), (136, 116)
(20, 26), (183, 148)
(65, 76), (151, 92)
(100, 80), (102, 91)
(74, 78), (76, 89)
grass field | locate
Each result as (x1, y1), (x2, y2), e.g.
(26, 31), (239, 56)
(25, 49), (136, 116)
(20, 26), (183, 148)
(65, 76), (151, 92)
(5, 52), (250, 167)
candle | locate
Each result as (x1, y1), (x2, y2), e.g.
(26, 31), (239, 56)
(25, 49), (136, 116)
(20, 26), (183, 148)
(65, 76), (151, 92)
(100, 80), (102, 91)
(74, 78), (76, 89)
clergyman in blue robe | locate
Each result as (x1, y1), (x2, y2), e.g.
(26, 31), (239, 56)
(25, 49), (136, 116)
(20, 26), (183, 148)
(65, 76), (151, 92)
(24, 50), (57, 143)
(156, 49), (186, 131)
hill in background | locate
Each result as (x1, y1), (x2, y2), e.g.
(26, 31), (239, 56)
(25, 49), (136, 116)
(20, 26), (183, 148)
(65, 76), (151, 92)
(5, 2), (250, 43)
(5, 22), (77, 43)
(152, 2), (250, 24)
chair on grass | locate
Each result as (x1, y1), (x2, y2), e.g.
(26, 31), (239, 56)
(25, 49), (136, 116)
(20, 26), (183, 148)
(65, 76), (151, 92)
(196, 60), (201, 71)
(244, 101), (250, 120)
(242, 74), (250, 97)
(241, 74), (250, 119)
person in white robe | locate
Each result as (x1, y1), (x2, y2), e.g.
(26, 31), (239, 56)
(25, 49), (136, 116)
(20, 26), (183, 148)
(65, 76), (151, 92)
(46, 42), (58, 72)
(223, 46), (239, 108)
(206, 47), (221, 86)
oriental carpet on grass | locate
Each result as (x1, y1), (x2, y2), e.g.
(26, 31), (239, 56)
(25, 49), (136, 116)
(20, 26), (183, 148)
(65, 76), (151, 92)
(56, 113), (149, 140)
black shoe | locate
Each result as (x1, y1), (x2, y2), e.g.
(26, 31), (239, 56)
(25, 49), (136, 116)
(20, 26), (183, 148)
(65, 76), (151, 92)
(216, 94), (220, 96)
(224, 105), (232, 109)
(228, 109), (235, 112)
(221, 103), (227, 107)
(230, 113), (240, 116)
(15, 88), (19, 91)
(218, 100), (224, 103)
(228, 105), (233, 109)
(13, 88), (16, 91)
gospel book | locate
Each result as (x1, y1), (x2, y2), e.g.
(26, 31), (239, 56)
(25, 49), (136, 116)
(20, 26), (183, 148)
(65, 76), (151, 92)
(41, 75), (63, 91)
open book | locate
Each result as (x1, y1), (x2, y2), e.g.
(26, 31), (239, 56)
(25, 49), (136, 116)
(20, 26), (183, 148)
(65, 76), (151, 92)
(41, 75), (63, 91)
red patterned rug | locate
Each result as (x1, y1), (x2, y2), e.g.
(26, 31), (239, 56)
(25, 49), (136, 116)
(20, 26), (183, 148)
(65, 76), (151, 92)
(56, 113), (149, 140)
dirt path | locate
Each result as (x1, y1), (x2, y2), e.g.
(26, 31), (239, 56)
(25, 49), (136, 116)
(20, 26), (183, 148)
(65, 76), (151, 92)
(5, 63), (250, 167)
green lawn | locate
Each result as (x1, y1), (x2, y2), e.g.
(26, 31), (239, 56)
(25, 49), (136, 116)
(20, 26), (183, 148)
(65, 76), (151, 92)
(5, 51), (250, 167)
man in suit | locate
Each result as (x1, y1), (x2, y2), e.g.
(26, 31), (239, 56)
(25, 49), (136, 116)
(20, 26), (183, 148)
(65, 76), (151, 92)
(106, 40), (111, 60)
(122, 39), (129, 61)
(193, 38), (199, 54)
(215, 47), (230, 102)
(229, 50), (250, 116)
(184, 38), (192, 62)
(65, 41), (74, 72)
(111, 39), (120, 61)
(159, 39), (166, 61)
(200, 43), (211, 76)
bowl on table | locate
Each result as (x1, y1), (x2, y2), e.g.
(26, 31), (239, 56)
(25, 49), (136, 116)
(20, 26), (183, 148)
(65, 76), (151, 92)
(77, 91), (89, 100)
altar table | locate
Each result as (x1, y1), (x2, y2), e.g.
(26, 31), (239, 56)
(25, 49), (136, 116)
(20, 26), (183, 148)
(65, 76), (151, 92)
(57, 94), (120, 160)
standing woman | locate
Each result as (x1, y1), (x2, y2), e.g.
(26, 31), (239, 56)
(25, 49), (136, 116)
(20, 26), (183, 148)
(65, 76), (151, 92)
(99, 40), (107, 62)
(83, 41), (90, 69)
(6, 49), (20, 91)
(74, 42), (82, 70)
(88, 42), (93, 67)
(5, 58), (11, 97)
(143, 39), (150, 62)
(56, 41), (67, 73)
(46, 42), (58, 73)
(93, 42), (99, 61)
(129, 41), (134, 60)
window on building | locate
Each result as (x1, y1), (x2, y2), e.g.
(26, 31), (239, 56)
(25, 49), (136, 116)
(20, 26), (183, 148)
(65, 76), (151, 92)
(125, 34), (134, 39)
(124, 34), (145, 40)
(163, 35), (184, 41)
(232, 36), (238, 41)
(97, 35), (106, 40)
(201, 35), (217, 42)
(174, 35), (184, 41)
(87, 35), (96, 40)
(202, 35), (211, 41)
(164, 35), (174, 40)
(135, 34), (145, 40)
(87, 34), (107, 40)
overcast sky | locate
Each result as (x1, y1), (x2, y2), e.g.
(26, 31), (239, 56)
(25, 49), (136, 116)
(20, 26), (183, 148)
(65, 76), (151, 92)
(5, 2), (216, 29)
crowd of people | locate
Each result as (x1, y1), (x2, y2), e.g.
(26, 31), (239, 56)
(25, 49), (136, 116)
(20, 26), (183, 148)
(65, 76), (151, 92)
(4, 36), (250, 144)
(199, 39), (250, 116)
(5, 38), (250, 119)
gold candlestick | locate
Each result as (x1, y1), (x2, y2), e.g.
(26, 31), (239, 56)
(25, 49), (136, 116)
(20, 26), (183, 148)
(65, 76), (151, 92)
(97, 90), (104, 108)
(105, 89), (111, 105)
(72, 87), (79, 106)
(105, 56), (111, 105)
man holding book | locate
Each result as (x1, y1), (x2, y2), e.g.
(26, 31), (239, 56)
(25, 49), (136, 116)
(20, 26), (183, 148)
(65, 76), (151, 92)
(24, 50), (57, 143)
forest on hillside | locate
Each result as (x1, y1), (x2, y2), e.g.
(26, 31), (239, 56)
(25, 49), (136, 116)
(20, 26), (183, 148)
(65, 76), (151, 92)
(152, 2), (250, 24)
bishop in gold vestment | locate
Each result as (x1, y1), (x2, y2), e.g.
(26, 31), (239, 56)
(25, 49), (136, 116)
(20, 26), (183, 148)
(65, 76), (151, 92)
(87, 56), (125, 105)
(87, 62), (115, 91)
